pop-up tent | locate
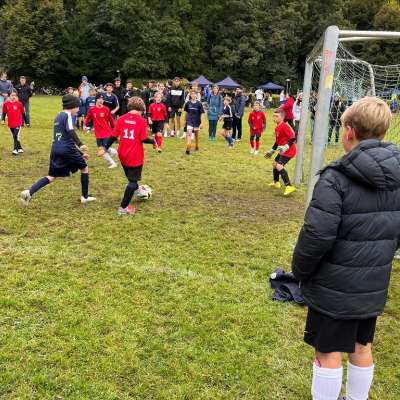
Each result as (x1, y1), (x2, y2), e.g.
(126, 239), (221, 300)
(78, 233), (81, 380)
(257, 82), (284, 91)
(215, 76), (241, 89)
(189, 75), (213, 87)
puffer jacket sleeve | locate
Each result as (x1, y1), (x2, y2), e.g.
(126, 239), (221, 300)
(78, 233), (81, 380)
(292, 170), (343, 282)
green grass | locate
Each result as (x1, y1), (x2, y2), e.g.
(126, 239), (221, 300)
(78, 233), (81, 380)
(0, 96), (399, 399)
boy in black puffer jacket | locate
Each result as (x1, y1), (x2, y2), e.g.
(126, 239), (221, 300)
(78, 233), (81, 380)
(292, 97), (400, 400)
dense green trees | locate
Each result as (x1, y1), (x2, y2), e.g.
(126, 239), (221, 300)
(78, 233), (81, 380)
(0, 0), (399, 87)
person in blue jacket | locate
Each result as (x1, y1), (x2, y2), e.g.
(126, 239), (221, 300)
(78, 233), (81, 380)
(207, 85), (223, 141)
(232, 88), (246, 142)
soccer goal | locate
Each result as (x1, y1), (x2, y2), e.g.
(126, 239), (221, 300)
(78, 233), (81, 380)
(294, 26), (400, 206)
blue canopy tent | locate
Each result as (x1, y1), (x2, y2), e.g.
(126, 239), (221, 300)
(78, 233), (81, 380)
(215, 76), (241, 89)
(257, 82), (284, 91)
(190, 75), (213, 87)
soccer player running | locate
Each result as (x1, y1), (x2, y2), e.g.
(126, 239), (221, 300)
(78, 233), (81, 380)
(20, 94), (96, 206)
(184, 90), (204, 155)
(97, 97), (157, 215)
(1, 90), (27, 155)
(167, 77), (185, 137)
(148, 92), (168, 153)
(83, 93), (118, 168)
(264, 109), (296, 196)
(248, 101), (266, 155)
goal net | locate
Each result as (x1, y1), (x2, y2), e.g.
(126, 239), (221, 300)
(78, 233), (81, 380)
(294, 26), (400, 205)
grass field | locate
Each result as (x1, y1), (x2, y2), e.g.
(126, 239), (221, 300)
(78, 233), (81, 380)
(0, 96), (399, 400)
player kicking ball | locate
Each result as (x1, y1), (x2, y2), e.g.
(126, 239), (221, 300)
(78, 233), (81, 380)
(98, 97), (157, 215)
(264, 108), (296, 196)
(20, 94), (96, 206)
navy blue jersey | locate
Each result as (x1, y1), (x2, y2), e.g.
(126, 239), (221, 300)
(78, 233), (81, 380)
(222, 105), (233, 121)
(102, 93), (119, 111)
(53, 111), (82, 148)
(184, 100), (204, 127)
(85, 96), (96, 110)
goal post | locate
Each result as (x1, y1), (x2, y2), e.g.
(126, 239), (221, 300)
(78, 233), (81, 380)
(294, 26), (400, 207)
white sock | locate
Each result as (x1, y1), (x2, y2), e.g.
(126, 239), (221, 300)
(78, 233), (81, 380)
(103, 152), (114, 165)
(312, 363), (343, 400)
(108, 147), (118, 157)
(346, 362), (374, 400)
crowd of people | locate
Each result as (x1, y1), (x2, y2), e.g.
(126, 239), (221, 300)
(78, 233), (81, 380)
(2, 69), (400, 400)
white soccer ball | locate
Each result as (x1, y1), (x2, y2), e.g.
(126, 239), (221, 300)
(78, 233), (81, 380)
(134, 184), (153, 200)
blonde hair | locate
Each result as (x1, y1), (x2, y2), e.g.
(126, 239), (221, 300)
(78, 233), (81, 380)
(224, 96), (232, 103)
(341, 97), (392, 140)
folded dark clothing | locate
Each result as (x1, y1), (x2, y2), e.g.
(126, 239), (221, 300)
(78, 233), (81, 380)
(269, 268), (305, 305)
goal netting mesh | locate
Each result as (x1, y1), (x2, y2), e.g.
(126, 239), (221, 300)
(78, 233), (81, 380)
(305, 41), (400, 169)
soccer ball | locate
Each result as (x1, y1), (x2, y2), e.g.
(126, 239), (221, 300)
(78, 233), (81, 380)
(134, 184), (153, 200)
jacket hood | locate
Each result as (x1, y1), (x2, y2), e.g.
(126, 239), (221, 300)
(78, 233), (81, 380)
(329, 139), (400, 190)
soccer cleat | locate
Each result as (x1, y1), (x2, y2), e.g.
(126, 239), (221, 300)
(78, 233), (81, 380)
(283, 185), (296, 196)
(20, 189), (32, 207)
(18, 148), (24, 153)
(81, 195), (97, 204)
(26, 124), (30, 128)
(250, 148), (255, 154)
(254, 150), (259, 155)
(12, 149), (18, 155)
(157, 148), (162, 153)
(170, 130), (175, 137)
(186, 149), (190, 155)
(268, 182), (282, 189)
(108, 162), (117, 169)
(117, 204), (136, 215)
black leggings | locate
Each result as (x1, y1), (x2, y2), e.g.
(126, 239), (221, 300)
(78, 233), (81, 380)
(232, 116), (242, 140)
(10, 127), (22, 150)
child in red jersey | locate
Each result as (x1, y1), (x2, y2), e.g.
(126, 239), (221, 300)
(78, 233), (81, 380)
(264, 109), (296, 196)
(98, 97), (157, 215)
(148, 92), (168, 153)
(84, 93), (118, 168)
(248, 101), (266, 155)
(1, 90), (27, 155)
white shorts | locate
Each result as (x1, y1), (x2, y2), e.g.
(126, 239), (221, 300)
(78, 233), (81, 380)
(186, 125), (200, 131)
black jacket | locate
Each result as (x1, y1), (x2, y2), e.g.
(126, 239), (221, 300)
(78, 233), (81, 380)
(14, 83), (32, 103)
(292, 140), (400, 319)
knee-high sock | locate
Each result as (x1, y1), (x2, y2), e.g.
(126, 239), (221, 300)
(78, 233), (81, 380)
(346, 362), (374, 400)
(312, 363), (343, 400)
(81, 173), (89, 198)
(108, 147), (118, 157)
(155, 134), (163, 148)
(103, 152), (114, 165)
(255, 137), (260, 150)
(280, 169), (291, 186)
(273, 168), (280, 182)
(29, 177), (50, 196)
(250, 135), (255, 149)
(121, 181), (138, 208)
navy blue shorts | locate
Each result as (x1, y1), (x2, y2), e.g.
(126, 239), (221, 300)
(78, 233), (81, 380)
(48, 144), (87, 177)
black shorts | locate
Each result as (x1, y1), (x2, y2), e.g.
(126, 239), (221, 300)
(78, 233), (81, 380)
(274, 154), (291, 166)
(96, 138), (111, 147)
(304, 308), (377, 353)
(123, 165), (143, 182)
(151, 121), (165, 134)
(169, 106), (182, 118)
(222, 119), (233, 130)
(48, 145), (87, 177)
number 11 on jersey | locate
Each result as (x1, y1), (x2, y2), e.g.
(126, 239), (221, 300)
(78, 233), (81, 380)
(123, 128), (135, 139)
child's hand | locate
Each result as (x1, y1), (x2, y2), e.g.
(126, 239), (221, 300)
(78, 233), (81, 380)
(265, 149), (275, 159)
(97, 147), (106, 157)
(80, 144), (88, 152)
(83, 152), (89, 161)
(199, 124), (203, 130)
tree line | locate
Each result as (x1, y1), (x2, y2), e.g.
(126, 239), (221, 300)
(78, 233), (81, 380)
(0, 0), (399, 88)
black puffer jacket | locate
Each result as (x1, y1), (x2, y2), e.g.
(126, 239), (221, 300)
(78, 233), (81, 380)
(292, 139), (400, 319)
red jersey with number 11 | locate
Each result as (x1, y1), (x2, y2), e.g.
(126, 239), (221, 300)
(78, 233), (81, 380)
(112, 112), (148, 167)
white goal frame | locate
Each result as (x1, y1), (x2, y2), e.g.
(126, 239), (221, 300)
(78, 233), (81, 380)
(293, 26), (400, 207)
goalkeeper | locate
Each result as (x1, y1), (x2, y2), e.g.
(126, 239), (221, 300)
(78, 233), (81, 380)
(265, 108), (297, 196)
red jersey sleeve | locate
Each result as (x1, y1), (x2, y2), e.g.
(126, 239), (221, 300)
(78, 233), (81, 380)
(84, 108), (93, 126)
(107, 108), (115, 128)
(163, 104), (168, 121)
(283, 122), (295, 140)
(112, 117), (122, 137)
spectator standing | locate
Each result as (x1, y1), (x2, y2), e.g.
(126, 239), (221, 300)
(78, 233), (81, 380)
(232, 88), (246, 142)
(207, 85), (223, 141)
(0, 72), (12, 111)
(15, 76), (32, 127)
(113, 77), (125, 117)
